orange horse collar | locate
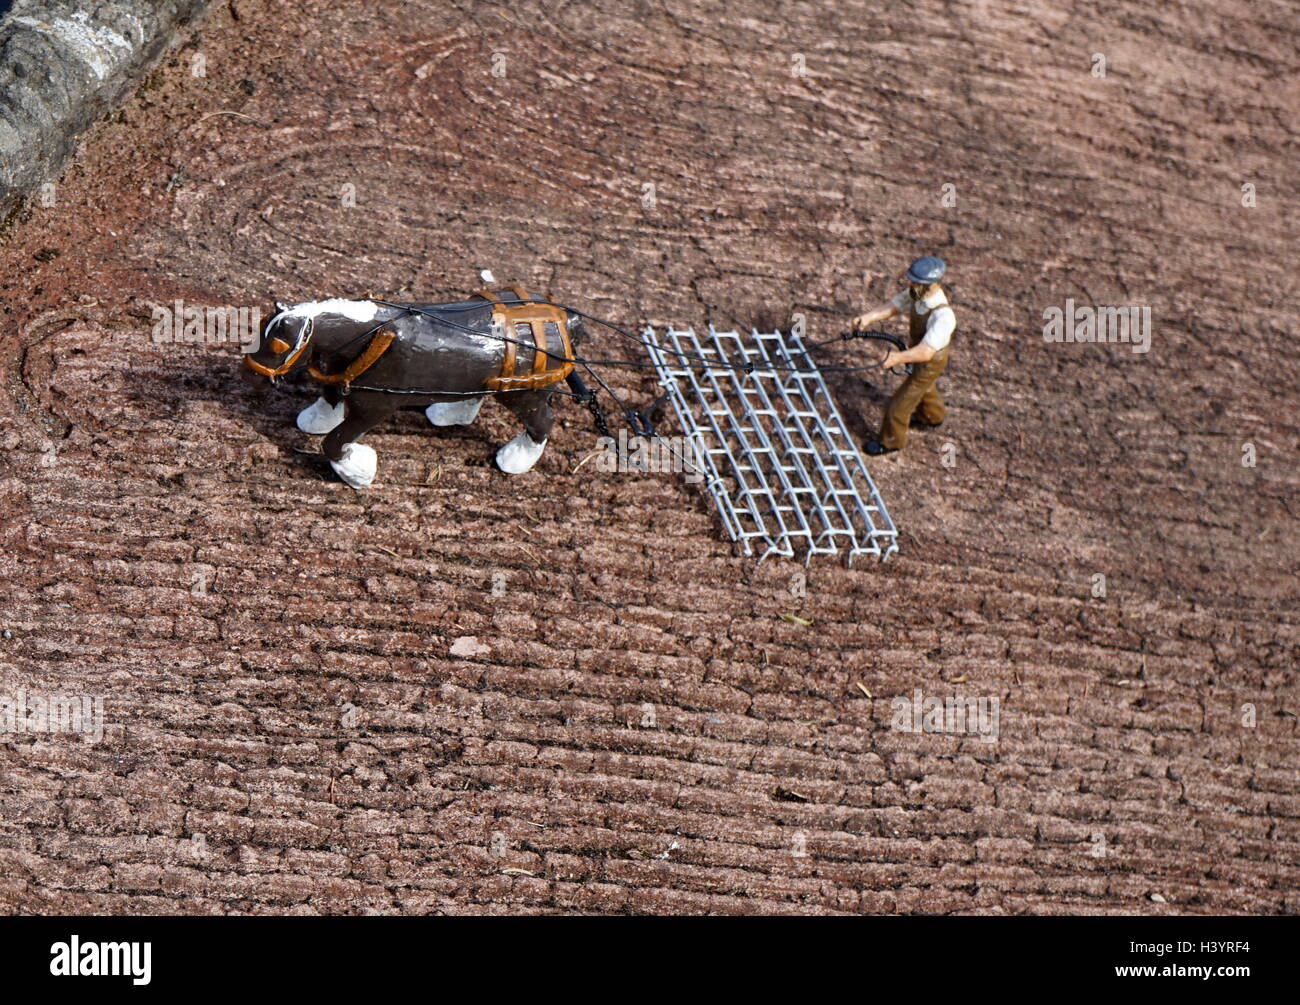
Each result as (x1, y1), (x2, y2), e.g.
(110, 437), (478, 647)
(307, 327), (396, 388)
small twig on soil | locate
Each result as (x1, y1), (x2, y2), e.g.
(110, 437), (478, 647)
(779, 613), (812, 627)
(373, 545), (402, 560)
(855, 682), (872, 698)
(195, 110), (268, 126)
(571, 449), (603, 474)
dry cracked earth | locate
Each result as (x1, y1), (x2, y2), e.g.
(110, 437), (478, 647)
(0, 0), (1296, 914)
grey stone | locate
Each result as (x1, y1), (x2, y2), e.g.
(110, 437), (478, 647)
(0, 0), (209, 222)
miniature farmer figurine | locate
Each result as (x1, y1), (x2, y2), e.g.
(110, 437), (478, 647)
(852, 256), (954, 455)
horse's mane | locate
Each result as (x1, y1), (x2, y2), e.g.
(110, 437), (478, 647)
(268, 299), (381, 333)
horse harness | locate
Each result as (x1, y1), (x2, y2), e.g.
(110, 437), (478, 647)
(475, 285), (575, 392)
(258, 287), (576, 394)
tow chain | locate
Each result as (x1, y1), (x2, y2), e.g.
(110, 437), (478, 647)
(583, 391), (611, 438)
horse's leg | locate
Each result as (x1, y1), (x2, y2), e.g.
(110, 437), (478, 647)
(425, 394), (485, 427)
(494, 390), (553, 474)
(321, 396), (395, 489)
(296, 385), (346, 435)
(295, 384), (345, 431)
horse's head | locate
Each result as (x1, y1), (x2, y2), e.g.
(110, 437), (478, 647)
(242, 301), (316, 382)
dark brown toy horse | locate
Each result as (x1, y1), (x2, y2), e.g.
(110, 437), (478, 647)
(242, 287), (584, 488)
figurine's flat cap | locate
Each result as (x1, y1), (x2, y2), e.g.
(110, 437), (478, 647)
(906, 256), (947, 284)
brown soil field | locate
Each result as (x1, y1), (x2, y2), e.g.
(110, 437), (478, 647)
(0, 0), (1296, 914)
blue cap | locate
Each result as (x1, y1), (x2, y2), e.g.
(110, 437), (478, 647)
(906, 256), (946, 284)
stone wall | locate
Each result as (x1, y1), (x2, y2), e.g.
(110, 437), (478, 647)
(0, 0), (209, 222)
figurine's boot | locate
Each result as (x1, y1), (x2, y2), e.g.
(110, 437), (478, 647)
(330, 442), (377, 489)
(496, 433), (546, 474)
(297, 397), (346, 435)
(425, 397), (484, 427)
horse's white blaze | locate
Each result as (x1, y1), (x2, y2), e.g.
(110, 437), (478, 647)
(496, 433), (546, 474)
(297, 396), (346, 434)
(425, 397), (484, 427)
(330, 442), (377, 489)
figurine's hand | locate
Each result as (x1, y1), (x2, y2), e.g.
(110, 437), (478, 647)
(850, 314), (868, 331)
(881, 350), (901, 370)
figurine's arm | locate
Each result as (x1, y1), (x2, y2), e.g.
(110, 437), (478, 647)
(882, 342), (937, 369)
(851, 301), (900, 330)
(881, 302), (952, 369)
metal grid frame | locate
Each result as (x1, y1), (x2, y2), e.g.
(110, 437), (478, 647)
(644, 324), (898, 564)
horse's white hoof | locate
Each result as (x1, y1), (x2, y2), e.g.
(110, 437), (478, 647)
(425, 397), (484, 427)
(330, 442), (377, 489)
(297, 396), (345, 435)
(496, 433), (546, 474)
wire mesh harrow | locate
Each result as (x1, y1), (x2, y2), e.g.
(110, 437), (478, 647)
(644, 325), (899, 564)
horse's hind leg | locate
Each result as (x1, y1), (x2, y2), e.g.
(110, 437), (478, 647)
(321, 397), (395, 489)
(494, 390), (553, 474)
(425, 395), (485, 427)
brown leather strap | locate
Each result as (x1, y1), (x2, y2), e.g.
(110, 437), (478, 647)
(307, 327), (396, 387)
(530, 313), (549, 378)
(499, 322), (518, 382)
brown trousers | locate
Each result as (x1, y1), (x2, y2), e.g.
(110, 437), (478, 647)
(879, 345), (948, 450)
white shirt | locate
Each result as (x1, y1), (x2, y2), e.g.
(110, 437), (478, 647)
(890, 288), (955, 352)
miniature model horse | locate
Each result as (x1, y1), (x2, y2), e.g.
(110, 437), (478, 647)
(242, 288), (584, 489)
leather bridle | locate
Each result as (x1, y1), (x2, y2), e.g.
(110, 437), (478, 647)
(243, 315), (315, 379)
